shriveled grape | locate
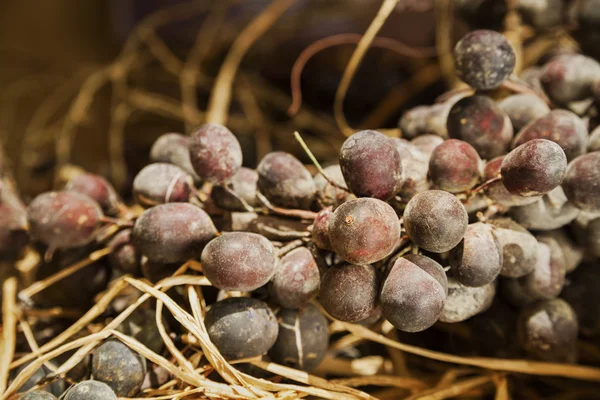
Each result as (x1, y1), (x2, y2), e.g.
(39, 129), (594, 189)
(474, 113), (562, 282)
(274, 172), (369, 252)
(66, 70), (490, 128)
(454, 30), (515, 90)
(562, 151), (600, 212)
(268, 305), (329, 371)
(63, 381), (117, 400)
(489, 218), (539, 278)
(201, 232), (278, 291)
(329, 198), (400, 264)
(339, 130), (403, 201)
(205, 297), (278, 359)
(439, 278), (495, 323)
(428, 139), (482, 193)
(499, 93), (550, 132)
(189, 123), (242, 184)
(211, 167), (259, 211)
(27, 191), (103, 251)
(65, 173), (120, 215)
(512, 110), (588, 161)
(540, 54), (600, 104)
(133, 163), (194, 207)
(517, 298), (578, 363)
(257, 152), (316, 209)
(508, 186), (579, 230)
(403, 190), (468, 253)
(500, 139), (567, 197)
(319, 264), (379, 323)
(380, 255), (447, 332)
(449, 222), (502, 287)
(311, 206), (332, 251)
(92, 339), (146, 397)
(132, 203), (217, 264)
(447, 95), (513, 159)
(270, 247), (320, 309)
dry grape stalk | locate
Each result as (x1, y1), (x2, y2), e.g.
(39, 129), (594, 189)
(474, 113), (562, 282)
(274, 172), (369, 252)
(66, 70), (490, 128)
(5, 0), (600, 399)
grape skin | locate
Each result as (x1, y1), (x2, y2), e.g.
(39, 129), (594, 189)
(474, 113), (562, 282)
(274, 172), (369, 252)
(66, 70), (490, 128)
(562, 151), (600, 212)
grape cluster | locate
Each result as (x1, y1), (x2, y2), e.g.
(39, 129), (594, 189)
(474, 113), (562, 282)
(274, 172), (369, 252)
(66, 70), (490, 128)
(8, 15), (600, 397)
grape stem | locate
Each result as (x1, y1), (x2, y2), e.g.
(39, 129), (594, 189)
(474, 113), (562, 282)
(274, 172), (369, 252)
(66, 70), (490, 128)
(469, 176), (503, 197)
(293, 131), (351, 193)
(277, 239), (305, 256)
(221, 185), (255, 213)
(100, 216), (134, 228)
(256, 191), (318, 220)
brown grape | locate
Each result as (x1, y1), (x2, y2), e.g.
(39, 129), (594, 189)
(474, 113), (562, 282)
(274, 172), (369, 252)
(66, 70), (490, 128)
(63, 381), (117, 400)
(189, 123), (242, 184)
(428, 139), (482, 193)
(270, 247), (320, 309)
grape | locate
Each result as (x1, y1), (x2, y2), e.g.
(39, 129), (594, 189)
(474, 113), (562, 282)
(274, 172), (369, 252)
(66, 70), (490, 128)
(403, 190), (468, 253)
(411, 134), (444, 157)
(189, 123), (242, 184)
(588, 125), (600, 152)
(517, 298), (578, 363)
(489, 218), (539, 278)
(380, 255), (447, 332)
(537, 229), (582, 273)
(398, 104), (451, 139)
(27, 191), (103, 251)
(133, 163), (194, 207)
(313, 165), (354, 207)
(201, 232), (278, 291)
(508, 186), (579, 230)
(108, 229), (140, 275)
(319, 264), (379, 322)
(205, 297), (278, 359)
(257, 152), (316, 209)
(328, 198), (400, 264)
(562, 151), (600, 212)
(517, 0), (564, 31)
(483, 156), (540, 207)
(520, 66), (544, 91)
(63, 381), (117, 400)
(561, 263), (600, 336)
(132, 203), (217, 264)
(12, 363), (65, 395)
(512, 110), (588, 161)
(118, 308), (164, 354)
(211, 167), (259, 211)
(270, 247), (320, 309)
(428, 139), (482, 193)
(449, 222), (502, 287)
(65, 173), (120, 215)
(311, 206), (332, 251)
(447, 95), (514, 159)
(0, 201), (29, 260)
(393, 139), (429, 201)
(92, 339), (146, 397)
(21, 391), (58, 400)
(439, 278), (495, 323)
(571, 211), (600, 257)
(500, 139), (567, 197)
(150, 132), (199, 180)
(498, 93), (550, 132)
(268, 305), (329, 371)
(339, 130), (403, 201)
(453, 30), (515, 90)
(540, 54), (600, 104)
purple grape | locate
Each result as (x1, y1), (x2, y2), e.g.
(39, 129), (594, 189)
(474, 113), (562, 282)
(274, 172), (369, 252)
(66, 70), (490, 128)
(65, 173), (120, 215)
(201, 232), (278, 292)
(500, 139), (567, 197)
(483, 156), (540, 207)
(562, 151), (600, 212)
(540, 54), (600, 104)
(189, 123), (242, 184)
(205, 297), (278, 359)
(319, 264), (379, 323)
(257, 152), (316, 209)
(380, 255), (447, 332)
(428, 139), (482, 193)
(211, 167), (259, 211)
(403, 190), (468, 253)
(132, 203), (216, 264)
(447, 95), (514, 159)
(498, 93), (550, 132)
(454, 30), (516, 90)
(133, 163), (194, 207)
(150, 132), (199, 180)
(512, 110), (588, 161)
(270, 247), (320, 309)
(108, 229), (140, 275)
(339, 130), (403, 201)
(439, 278), (495, 323)
(27, 191), (103, 251)
(328, 198), (400, 264)
(311, 206), (332, 251)
(398, 104), (450, 139)
(489, 218), (539, 278)
(449, 222), (502, 287)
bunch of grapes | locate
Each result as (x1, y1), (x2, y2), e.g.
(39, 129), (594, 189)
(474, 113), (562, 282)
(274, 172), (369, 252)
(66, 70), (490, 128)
(7, 10), (600, 399)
